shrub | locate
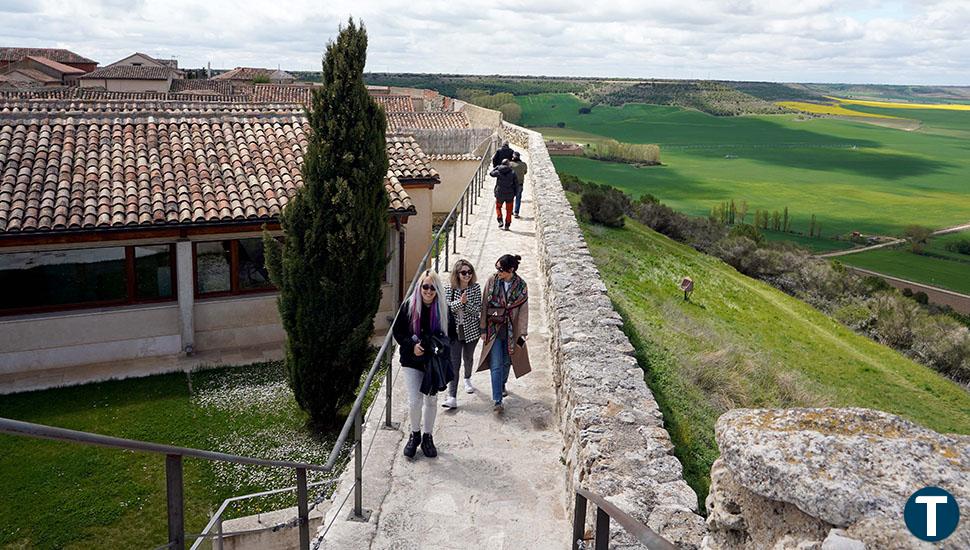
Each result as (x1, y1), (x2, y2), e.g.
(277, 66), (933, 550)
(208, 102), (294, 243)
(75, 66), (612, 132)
(903, 225), (932, 253)
(945, 238), (970, 255)
(556, 121), (566, 128)
(578, 106), (592, 114)
(498, 102), (522, 123)
(913, 291), (929, 305)
(729, 223), (764, 245)
(579, 186), (628, 227)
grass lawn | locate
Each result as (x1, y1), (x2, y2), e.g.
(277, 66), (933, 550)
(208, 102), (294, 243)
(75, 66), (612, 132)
(838, 230), (970, 294)
(0, 363), (337, 549)
(519, 93), (970, 241)
(577, 213), (970, 510)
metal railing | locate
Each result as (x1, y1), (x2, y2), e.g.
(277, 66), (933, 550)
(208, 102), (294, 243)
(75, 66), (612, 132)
(0, 136), (498, 550)
(0, 417), (328, 550)
(571, 487), (677, 550)
(191, 135), (499, 546)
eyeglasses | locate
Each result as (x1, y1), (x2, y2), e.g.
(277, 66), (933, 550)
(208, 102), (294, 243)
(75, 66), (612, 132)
(421, 284), (436, 291)
(459, 270), (472, 276)
(496, 266), (508, 273)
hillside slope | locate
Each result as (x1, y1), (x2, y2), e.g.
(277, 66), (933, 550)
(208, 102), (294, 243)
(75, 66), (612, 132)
(579, 215), (970, 507)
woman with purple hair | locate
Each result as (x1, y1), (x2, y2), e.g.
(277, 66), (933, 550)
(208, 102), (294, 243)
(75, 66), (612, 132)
(392, 269), (453, 458)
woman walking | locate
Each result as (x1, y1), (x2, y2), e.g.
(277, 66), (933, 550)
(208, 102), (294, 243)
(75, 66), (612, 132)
(477, 254), (531, 412)
(442, 259), (482, 409)
(392, 270), (453, 458)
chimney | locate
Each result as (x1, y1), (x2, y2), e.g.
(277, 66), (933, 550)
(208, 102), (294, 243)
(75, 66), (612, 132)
(207, 62), (211, 79)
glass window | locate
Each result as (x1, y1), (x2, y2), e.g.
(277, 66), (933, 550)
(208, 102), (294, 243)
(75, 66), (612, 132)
(196, 241), (232, 294)
(237, 238), (273, 290)
(135, 245), (174, 300)
(0, 247), (127, 311)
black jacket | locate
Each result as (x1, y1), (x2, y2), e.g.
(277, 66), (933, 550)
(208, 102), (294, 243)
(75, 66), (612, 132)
(492, 145), (514, 167)
(490, 165), (518, 201)
(392, 301), (456, 370)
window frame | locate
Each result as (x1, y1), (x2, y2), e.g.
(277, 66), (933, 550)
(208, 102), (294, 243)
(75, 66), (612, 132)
(192, 239), (277, 299)
(0, 243), (178, 317)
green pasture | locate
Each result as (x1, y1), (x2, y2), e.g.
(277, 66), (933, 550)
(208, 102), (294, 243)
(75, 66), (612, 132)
(578, 214), (970, 509)
(839, 230), (970, 294)
(519, 93), (970, 240)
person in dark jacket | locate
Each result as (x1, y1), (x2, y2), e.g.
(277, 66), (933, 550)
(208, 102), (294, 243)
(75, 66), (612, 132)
(392, 269), (454, 459)
(509, 151), (528, 218)
(490, 159), (519, 231)
(492, 141), (514, 167)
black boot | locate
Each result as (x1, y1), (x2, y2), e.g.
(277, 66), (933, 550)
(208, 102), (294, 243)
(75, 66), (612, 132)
(421, 433), (438, 458)
(403, 431), (421, 458)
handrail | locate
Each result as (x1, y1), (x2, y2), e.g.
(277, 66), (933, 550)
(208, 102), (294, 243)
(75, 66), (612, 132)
(572, 487), (677, 550)
(0, 417), (329, 471)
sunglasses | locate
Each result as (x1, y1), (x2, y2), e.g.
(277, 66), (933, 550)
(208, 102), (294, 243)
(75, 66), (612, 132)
(496, 266), (508, 273)
(459, 270), (473, 276)
(421, 284), (436, 291)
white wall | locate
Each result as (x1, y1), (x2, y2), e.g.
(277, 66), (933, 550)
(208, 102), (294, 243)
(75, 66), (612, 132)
(430, 159), (481, 214)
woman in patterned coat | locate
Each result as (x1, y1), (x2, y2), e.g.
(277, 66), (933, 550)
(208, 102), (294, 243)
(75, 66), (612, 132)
(442, 259), (482, 409)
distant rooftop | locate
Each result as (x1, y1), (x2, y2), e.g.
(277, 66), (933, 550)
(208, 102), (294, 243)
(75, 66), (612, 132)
(0, 47), (96, 65)
(82, 65), (176, 80)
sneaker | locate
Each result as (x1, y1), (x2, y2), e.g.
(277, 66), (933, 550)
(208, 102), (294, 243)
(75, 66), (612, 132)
(421, 433), (438, 458)
(442, 396), (457, 409)
(514, 213), (520, 218)
(503, 224), (511, 231)
(502, 386), (509, 397)
(403, 431), (421, 458)
(463, 378), (476, 394)
(493, 402), (504, 413)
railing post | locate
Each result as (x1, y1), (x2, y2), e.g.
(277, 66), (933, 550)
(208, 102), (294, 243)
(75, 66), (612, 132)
(166, 454), (185, 550)
(444, 231), (450, 270)
(453, 219), (458, 254)
(434, 239), (439, 272)
(384, 348), (393, 428)
(296, 467), (309, 550)
(215, 517), (224, 550)
(352, 408), (366, 520)
(595, 507), (610, 550)
(572, 491), (588, 550)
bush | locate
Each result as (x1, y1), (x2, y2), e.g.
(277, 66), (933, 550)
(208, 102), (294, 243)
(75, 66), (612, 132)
(556, 121), (566, 128)
(945, 238), (970, 255)
(578, 107), (592, 114)
(579, 186), (628, 228)
(498, 102), (522, 123)
(729, 223), (764, 245)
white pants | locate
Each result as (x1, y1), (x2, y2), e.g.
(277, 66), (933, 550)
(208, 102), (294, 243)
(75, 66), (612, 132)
(402, 367), (437, 433)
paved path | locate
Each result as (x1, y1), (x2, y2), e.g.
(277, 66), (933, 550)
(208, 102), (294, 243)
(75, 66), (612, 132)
(316, 149), (570, 549)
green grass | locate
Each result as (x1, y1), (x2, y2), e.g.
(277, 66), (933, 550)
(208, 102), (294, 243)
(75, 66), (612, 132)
(0, 363), (336, 549)
(839, 230), (970, 294)
(519, 94), (970, 242)
(577, 214), (970, 509)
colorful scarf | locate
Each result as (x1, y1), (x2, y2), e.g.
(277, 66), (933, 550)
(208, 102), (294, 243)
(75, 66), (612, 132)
(484, 274), (528, 351)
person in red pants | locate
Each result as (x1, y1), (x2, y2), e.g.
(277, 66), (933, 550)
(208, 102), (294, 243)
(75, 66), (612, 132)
(490, 159), (519, 231)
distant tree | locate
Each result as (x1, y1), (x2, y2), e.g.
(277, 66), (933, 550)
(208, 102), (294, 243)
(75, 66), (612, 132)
(753, 209), (762, 229)
(729, 223), (763, 244)
(556, 121), (566, 128)
(578, 106), (592, 114)
(738, 200), (749, 224)
(783, 207), (790, 232)
(771, 210), (781, 231)
(263, 19), (389, 426)
(903, 225), (932, 254)
(729, 199), (736, 225)
(809, 214), (817, 238)
(252, 74), (271, 84)
(498, 102), (522, 123)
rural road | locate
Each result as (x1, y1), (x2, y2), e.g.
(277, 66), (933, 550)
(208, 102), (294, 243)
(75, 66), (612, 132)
(816, 220), (970, 259)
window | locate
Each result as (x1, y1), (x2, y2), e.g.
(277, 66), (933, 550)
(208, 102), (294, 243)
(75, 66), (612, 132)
(194, 238), (275, 296)
(0, 244), (176, 315)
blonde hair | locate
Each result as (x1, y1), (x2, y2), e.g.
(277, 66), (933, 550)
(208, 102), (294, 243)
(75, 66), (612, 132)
(449, 259), (477, 288)
(408, 270), (449, 337)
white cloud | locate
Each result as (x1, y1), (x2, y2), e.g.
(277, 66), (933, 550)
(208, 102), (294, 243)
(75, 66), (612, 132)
(2, 0), (967, 85)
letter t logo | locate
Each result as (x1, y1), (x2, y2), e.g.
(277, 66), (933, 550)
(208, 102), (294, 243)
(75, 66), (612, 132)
(915, 495), (949, 537)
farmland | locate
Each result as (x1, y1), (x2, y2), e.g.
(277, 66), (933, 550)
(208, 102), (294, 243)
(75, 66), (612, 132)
(519, 93), (970, 251)
(839, 230), (970, 295)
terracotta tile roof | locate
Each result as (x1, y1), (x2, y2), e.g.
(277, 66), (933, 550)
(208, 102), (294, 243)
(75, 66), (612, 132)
(82, 65), (175, 80)
(372, 94), (413, 112)
(0, 88), (254, 102)
(0, 106), (419, 234)
(24, 56), (86, 75)
(213, 67), (296, 82)
(386, 134), (440, 183)
(0, 48), (96, 65)
(253, 84), (315, 104)
(2, 68), (59, 85)
(170, 79), (236, 95)
(387, 111), (469, 131)
(428, 153), (481, 161)
(0, 99), (305, 117)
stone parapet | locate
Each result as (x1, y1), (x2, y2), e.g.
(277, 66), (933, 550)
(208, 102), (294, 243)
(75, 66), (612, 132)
(503, 122), (705, 548)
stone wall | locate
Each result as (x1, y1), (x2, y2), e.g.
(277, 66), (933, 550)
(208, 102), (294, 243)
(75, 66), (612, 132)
(504, 122), (706, 548)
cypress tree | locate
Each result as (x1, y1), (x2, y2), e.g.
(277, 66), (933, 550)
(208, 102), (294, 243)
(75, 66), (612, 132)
(264, 19), (389, 426)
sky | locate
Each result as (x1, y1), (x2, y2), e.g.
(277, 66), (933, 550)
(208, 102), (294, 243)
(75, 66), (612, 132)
(2, 0), (968, 86)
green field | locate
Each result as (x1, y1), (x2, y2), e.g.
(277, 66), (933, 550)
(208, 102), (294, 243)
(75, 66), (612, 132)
(839, 230), (970, 294)
(520, 94), (970, 244)
(0, 363), (335, 549)
(578, 213), (970, 508)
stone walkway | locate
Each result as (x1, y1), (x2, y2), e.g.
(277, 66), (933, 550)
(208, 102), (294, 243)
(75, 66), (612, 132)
(316, 150), (571, 549)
